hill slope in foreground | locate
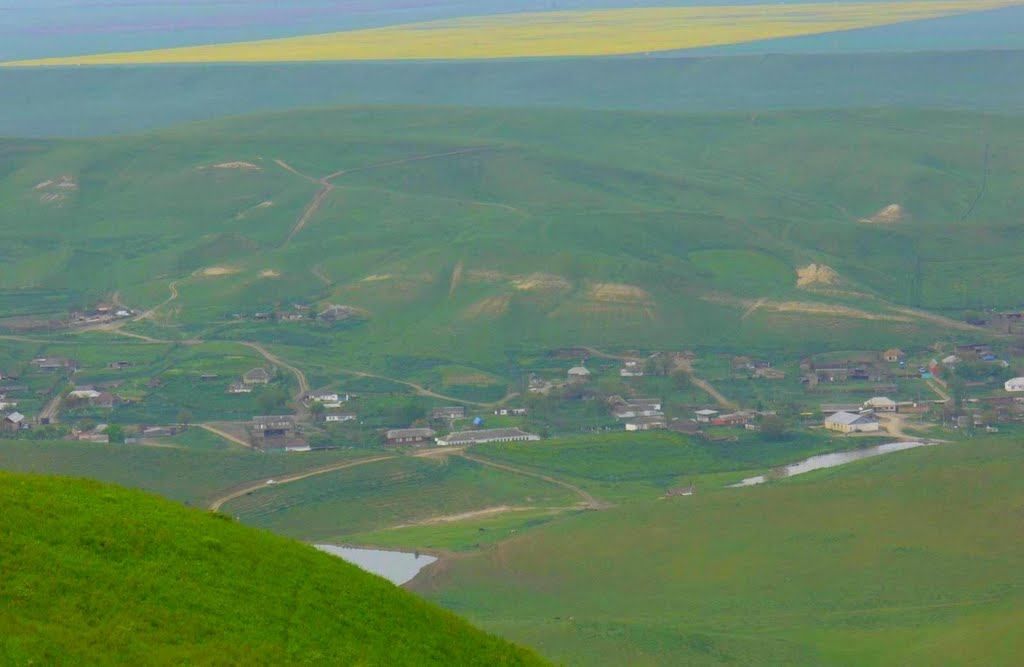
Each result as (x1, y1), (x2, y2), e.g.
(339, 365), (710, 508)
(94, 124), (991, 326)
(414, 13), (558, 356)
(0, 473), (543, 665)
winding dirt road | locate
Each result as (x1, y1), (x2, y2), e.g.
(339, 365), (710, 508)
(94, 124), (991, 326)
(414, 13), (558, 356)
(459, 450), (608, 510)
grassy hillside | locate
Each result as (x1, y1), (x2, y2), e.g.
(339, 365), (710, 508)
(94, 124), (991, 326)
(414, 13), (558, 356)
(4, 51), (1023, 139)
(0, 472), (544, 665)
(417, 436), (1024, 665)
(8, 1), (1015, 65)
(1, 106), (1020, 371)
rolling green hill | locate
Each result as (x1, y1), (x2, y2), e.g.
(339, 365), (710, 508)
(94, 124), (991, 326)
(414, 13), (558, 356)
(2, 106), (1020, 373)
(415, 436), (1024, 665)
(0, 472), (544, 665)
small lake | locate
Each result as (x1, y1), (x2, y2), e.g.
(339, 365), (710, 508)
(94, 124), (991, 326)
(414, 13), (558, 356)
(729, 441), (939, 488)
(314, 545), (437, 585)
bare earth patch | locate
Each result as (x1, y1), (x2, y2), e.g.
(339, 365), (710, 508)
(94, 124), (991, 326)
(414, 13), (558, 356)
(259, 269), (281, 278)
(860, 203), (905, 224)
(34, 175), (78, 205)
(463, 295), (511, 318)
(467, 270), (509, 283)
(360, 274), (394, 283)
(200, 266), (239, 277)
(204, 161), (262, 171)
(796, 263), (840, 289)
(588, 282), (651, 303)
(513, 273), (572, 293)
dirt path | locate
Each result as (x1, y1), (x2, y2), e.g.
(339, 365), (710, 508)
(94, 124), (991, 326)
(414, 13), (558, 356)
(338, 368), (494, 408)
(39, 393), (62, 423)
(459, 451), (608, 510)
(672, 356), (738, 410)
(199, 423), (254, 449)
(207, 454), (395, 512)
(579, 346), (642, 362)
(240, 342), (310, 398)
(278, 147), (494, 246)
(134, 279), (180, 322)
(926, 378), (951, 403)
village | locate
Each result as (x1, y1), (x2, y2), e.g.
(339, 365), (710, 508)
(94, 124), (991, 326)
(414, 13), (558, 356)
(2, 328), (1023, 453)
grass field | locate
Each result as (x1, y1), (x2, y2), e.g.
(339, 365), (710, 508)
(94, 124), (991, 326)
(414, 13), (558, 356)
(3, 106), (1021, 374)
(0, 473), (544, 665)
(7, 1), (1018, 65)
(221, 454), (580, 542)
(416, 436), (1024, 665)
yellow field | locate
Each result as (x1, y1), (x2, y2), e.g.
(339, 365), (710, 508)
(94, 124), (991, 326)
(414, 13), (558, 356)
(6, 1), (1019, 65)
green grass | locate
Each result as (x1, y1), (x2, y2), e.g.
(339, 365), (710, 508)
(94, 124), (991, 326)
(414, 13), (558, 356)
(3, 106), (1018, 380)
(0, 472), (544, 665)
(222, 454), (580, 542)
(0, 439), (370, 506)
(419, 436), (1024, 665)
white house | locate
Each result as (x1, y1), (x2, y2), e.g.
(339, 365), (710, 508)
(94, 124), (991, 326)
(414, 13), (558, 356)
(619, 361), (644, 377)
(68, 389), (101, 400)
(1006, 377), (1024, 392)
(863, 396), (897, 413)
(824, 411), (880, 434)
(324, 413), (357, 423)
(568, 365), (591, 381)
(694, 409), (719, 423)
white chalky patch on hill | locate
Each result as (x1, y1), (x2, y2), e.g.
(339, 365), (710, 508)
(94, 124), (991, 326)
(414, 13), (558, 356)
(259, 270), (281, 278)
(513, 273), (572, 293)
(588, 282), (651, 303)
(200, 266), (239, 277)
(796, 263), (839, 289)
(860, 204), (905, 224)
(205, 161), (261, 171)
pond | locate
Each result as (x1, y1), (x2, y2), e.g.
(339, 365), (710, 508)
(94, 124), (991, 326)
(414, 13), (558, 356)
(729, 441), (939, 487)
(314, 545), (437, 585)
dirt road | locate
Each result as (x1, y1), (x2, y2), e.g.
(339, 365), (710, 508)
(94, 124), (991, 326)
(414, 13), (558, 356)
(199, 423), (253, 449)
(459, 451), (608, 510)
(207, 454), (395, 512)
(38, 393), (62, 423)
(241, 342), (310, 398)
(672, 356), (738, 410)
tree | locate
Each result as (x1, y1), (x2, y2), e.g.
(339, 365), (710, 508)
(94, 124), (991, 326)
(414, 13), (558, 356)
(256, 387), (289, 415)
(948, 375), (967, 414)
(759, 415), (789, 442)
(309, 401), (326, 419)
(671, 370), (691, 391)
(106, 424), (125, 444)
(177, 409), (193, 428)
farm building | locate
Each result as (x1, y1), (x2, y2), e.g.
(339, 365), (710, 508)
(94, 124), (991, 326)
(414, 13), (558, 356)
(243, 368), (271, 385)
(694, 409), (719, 423)
(385, 428), (435, 446)
(493, 408), (528, 416)
(883, 348), (905, 362)
(435, 428), (540, 447)
(619, 361), (644, 377)
(567, 365), (591, 382)
(32, 357), (77, 372)
(308, 391), (342, 404)
(68, 388), (101, 400)
(431, 406), (466, 420)
(250, 416), (295, 439)
(610, 397), (663, 419)
(227, 382), (252, 394)
(863, 397), (898, 413)
(711, 412), (752, 427)
(1006, 378), (1024, 392)
(824, 411), (880, 434)
(625, 416), (668, 432)
(323, 412), (357, 424)
(2, 412), (25, 432)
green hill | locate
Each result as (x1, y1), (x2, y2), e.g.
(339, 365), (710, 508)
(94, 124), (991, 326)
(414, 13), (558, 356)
(1, 106), (1020, 371)
(0, 472), (544, 666)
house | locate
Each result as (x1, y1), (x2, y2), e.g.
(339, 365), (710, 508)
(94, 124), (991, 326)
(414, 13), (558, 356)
(92, 392), (116, 409)
(250, 416), (295, 439)
(431, 406), (466, 421)
(883, 348), (905, 363)
(77, 432), (110, 444)
(107, 360), (133, 370)
(2, 412), (25, 432)
(754, 367), (786, 380)
(227, 382), (253, 394)
(863, 396), (898, 413)
(243, 368), (271, 385)
(32, 357), (77, 372)
(942, 355), (960, 366)
(385, 428), (436, 446)
(824, 411), (880, 433)
(493, 408), (528, 416)
(436, 428), (540, 447)
(319, 304), (357, 321)
(142, 426), (177, 438)
(711, 412), (752, 427)
(308, 391), (347, 408)
(665, 485), (695, 497)
(1006, 378), (1024, 393)
(625, 416), (667, 431)
(323, 412), (357, 424)
(567, 365), (591, 382)
(68, 388), (101, 400)
(610, 397), (663, 419)
(694, 409), (719, 423)
(619, 361), (644, 377)
(820, 403), (864, 415)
